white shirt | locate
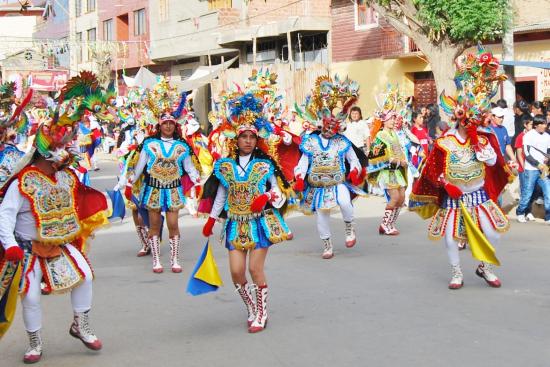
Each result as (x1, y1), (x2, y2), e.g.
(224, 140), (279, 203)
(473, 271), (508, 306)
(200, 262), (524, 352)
(0, 179), (37, 249)
(502, 108), (515, 137)
(131, 137), (200, 183)
(343, 119), (369, 148)
(210, 154), (285, 219)
(523, 129), (550, 171)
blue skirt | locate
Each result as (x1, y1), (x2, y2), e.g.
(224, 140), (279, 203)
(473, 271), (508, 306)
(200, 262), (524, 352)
(224, 217), (272, 251)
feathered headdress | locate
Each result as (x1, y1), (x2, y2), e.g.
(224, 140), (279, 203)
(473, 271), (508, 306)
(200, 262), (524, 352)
(0, 81), (33, 143)
(439, 44), (507, 126)
(145, 78), (189, 125)
(33, 71), (113, 163)
(294, 74), (359, 133)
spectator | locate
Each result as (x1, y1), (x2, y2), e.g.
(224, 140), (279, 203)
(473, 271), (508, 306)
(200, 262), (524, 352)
(497, 99), (515, 139)
(531, 101), (546, 117)
(515, 115), (536, 222)
(490, 107), (517, 164)
(344, 106), (370, 154)
(513, 100), (530, 145)
(516, 114), (550, 224)
(410, 110), (430, 153)
(426, 103), (445, 139)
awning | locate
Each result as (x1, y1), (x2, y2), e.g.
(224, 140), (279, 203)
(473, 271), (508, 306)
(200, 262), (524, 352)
(175, 56), (238, 92)
(501, 60), (550, 69)
(123, 66), (160, 89)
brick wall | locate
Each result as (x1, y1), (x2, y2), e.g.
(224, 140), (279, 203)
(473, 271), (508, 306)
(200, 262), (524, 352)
(331, 0), (405, 63)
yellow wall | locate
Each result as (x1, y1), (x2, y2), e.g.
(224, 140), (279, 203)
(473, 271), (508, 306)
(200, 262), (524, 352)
(331, 57), (429, 116)
(332, 40), (550, 117)
(481, 40), (550, 101)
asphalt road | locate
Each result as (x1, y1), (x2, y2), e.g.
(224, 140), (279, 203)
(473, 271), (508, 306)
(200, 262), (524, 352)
(1, 156), (549, 367)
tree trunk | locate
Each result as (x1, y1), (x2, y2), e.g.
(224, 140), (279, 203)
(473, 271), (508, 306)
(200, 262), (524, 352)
(417, 39), (464, 120)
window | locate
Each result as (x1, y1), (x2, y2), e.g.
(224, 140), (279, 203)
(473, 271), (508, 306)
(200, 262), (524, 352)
(86, 28), (96, 61)
(76, 32), (82, 63)
(103, 19), (113, 41)
(134, 8), (146, 36)
(75, 0), (82, 17)
(354, 0), (378, 30)
(87, 0), (95, 12)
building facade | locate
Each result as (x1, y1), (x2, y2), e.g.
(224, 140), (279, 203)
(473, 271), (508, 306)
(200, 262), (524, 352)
(330, 0), (550, 116)
(149, 0), (332, 126)
(98, 0), (166, 94)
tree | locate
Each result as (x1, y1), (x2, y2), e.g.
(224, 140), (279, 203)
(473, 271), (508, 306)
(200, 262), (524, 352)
(367, 0), (509, 97)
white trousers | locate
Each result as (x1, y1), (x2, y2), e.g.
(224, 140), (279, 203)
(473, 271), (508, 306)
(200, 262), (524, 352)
(21, 244), (93, 332)
(316, 184), (354, 240)
(444, 209), (500, 266)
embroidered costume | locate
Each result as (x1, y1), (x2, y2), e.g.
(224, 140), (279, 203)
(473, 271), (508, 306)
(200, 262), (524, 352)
(0, 71), (109, 363)
(293, 75), (366, 259)
(410, 47), (512, 290)
(127, 80), (201, 273)
(200, 77), (292, 333)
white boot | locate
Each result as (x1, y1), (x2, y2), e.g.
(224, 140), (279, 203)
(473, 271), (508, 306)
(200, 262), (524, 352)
(475, 262), (501, 288)
(388, 207), (401, 235)
(344, 221), (356, 248)
(322, 238), (334, 259)
(69, 310), (102, 350)
(448, 264), (464, 290)
(169, 235), (182, 273)
(136, 225), (150, 257)
(248, 284), (268, 333)
(235, 282), (256, 327)
(23, 330), (42, 364)
(378, 208), (395, 235)
(149, 236), (163, 273)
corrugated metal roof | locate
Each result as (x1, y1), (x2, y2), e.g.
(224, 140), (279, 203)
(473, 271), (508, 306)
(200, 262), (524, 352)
(514, 20), (550, 33)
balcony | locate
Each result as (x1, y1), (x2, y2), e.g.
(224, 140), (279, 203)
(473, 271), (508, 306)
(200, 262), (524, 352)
(381, 33), (421, 58)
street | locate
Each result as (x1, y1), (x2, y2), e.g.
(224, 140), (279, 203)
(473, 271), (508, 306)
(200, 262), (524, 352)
(1, 157), (549, 367)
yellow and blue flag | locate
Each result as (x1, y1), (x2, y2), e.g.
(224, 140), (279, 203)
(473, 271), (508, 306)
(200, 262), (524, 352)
(460, 201), (500, 266)
(0, 262), (22, 340)
(187, 241), (223, 296)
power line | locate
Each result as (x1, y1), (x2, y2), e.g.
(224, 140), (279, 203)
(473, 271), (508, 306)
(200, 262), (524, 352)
(151, 0), (306, 43)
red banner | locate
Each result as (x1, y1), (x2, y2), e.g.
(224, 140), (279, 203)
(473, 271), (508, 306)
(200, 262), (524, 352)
(30, 71), (69, 92)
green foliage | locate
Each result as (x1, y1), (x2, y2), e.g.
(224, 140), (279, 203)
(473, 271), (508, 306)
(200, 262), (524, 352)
(371, 0), (508, 43)
(413, 0), (508, 42)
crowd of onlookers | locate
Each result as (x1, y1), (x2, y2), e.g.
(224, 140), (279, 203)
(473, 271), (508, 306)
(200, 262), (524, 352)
(344, 98), (550, 224)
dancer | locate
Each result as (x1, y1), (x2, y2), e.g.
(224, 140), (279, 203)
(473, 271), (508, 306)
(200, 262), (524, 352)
(293, 75), (365, 259)
(367, 112), (408, 235)
(0, 74), (108, 363)
(201, 89), (291, 333)
(126, 84), (200, 273)
(115, 105), (151, 256)
(410, 47), (511, 289)
(0, 81), (32, 194)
